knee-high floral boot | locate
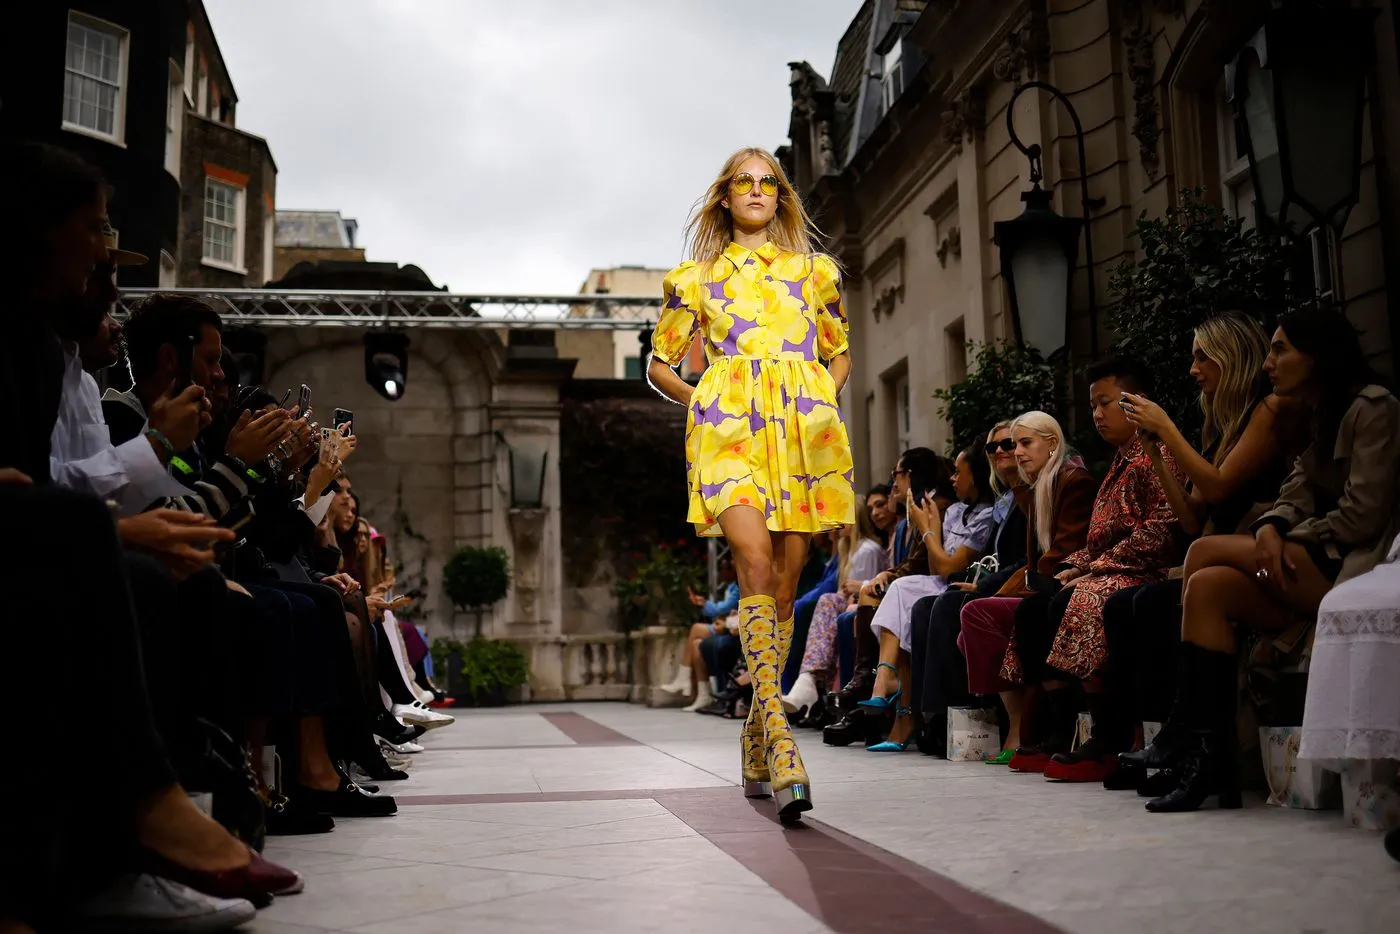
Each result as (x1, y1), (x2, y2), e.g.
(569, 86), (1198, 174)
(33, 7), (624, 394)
(738, 611), (797, 798)
(738, 596), (812, 822)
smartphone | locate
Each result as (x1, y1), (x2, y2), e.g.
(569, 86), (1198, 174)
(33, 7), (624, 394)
(296, 384), (312, 418)
(332, 408), (354, 435)
(174, 334), (196, 391)
(278, 388), (292, 409)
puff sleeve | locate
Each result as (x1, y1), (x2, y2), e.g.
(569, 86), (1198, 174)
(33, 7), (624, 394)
(812, 254), (848, 360)
(650, 261), (701, 367)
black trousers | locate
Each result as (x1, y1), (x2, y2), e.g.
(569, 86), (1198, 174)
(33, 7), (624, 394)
(909, 591), (978, 723)
(1102, 580), (1182, 725)
(244, 582), (334, 716)
(0, 486), (176, 926)
(1012, 589), (1070, 684)
(700, 632), (741, 690)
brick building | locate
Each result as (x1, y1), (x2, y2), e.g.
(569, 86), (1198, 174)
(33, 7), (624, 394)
(782, 0), (1400, 485)
(272, 209), (367, 281)
(0, 0), (276, 287)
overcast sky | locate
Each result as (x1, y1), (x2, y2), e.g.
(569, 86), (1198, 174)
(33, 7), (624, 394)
(203, 0), (863, 294)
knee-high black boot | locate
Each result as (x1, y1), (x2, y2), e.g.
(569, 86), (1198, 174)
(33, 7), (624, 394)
(1118, 642), (1207, 770)
(1145, 645), (1242, 812)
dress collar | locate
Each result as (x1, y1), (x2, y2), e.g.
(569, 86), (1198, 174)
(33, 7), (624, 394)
(723, 240), (781, 268)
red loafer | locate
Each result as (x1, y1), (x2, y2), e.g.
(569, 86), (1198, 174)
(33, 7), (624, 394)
(144, 846), (302, 908)
(1045, 754), (1119, 783)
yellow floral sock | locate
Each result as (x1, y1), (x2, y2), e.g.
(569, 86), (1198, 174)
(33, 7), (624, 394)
(738, 595), (808, 793)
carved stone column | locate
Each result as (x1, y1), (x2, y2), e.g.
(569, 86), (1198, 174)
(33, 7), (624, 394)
(487, 339), (576, 700)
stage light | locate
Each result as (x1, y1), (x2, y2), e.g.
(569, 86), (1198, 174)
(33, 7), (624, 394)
(364, 332), (409, 401)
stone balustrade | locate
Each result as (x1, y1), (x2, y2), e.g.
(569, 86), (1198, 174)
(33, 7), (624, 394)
(502, 625), (689, 705)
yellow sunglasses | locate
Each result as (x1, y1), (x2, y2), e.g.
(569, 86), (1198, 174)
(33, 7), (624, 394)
(731, 173), (780, 197)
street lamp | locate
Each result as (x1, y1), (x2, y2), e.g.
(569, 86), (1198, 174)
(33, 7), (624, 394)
(1225, 4), (1373, 237)
(506, 438), (548, 509)
(995, 81), (1101, 361)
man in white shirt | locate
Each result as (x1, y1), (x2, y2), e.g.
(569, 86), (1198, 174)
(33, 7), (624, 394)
(49, 232), (205, 514)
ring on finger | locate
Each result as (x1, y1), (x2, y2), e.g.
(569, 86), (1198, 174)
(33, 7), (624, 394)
(1255, 568), (1270, 582)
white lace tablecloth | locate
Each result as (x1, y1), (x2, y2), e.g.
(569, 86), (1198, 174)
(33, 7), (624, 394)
(1300, 533), (1400, 764)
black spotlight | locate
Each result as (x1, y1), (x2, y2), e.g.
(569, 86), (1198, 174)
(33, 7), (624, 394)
(222, 328), (267, 388)
(364, 332), (409, 401)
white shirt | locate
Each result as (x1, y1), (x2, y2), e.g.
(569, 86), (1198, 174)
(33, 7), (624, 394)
(49, 347), (187, 514)
(846, 538), (890, 585)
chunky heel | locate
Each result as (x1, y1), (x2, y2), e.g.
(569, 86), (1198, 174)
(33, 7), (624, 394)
(775, 783), (812, 824)
(743, 779), (772, 798)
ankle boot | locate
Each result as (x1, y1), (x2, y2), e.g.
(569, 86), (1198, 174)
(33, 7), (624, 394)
(739, 596), (812, 822)
(1146, 645), (1242, 813)
(1119, 643), (1204, 770)
(1045, 692), (1126, 782)
(830, 605), (878, 710)
(658, 664), (693, 696)
(1009, 686), (1078, 773)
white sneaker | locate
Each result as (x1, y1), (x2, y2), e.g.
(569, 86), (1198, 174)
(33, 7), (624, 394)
(682, 682), (715, 712)
(416, 687), (435, 704)
(658, 664), (693, 696)
(782, 671), (820, 716)
(392, 702), (455, 729)
(72, 873), (256, 932)
(380, 739), (425, 755)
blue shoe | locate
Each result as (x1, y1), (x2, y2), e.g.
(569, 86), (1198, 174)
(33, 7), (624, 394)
(857, 662), (902, 711)
(868, 706), (915, 752)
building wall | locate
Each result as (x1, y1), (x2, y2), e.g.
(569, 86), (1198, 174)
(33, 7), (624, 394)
(0, 1), (190, 287)
(797, 0), (1397, 488)
(179, 113), (277, 286)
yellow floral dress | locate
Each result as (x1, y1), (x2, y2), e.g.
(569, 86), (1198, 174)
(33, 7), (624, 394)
(650, 241), (855, 538)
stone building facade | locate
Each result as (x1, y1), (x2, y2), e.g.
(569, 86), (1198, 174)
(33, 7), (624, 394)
(783, 0), (1399, 488)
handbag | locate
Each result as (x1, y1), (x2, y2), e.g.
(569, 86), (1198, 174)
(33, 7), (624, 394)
(170, 718), (267, 852)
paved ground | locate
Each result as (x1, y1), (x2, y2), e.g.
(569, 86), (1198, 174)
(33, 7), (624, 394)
(250, 703), (1398, 933)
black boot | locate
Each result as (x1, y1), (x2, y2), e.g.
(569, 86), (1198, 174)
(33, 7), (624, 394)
(1145, 646), (1242, 813)
(1119, 643), (1206, 770)
(830, 606), (878, 711)
(822, 708), (884, 747)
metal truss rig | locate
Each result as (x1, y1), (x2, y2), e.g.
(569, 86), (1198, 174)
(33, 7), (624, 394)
(115, 289), (662, 330)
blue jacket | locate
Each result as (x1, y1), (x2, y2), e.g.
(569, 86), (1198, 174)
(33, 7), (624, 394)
(702, 582), (741, 619)
(794, 553), (840, 618)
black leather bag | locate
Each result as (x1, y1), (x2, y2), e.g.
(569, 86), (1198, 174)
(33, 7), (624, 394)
(170, 718), (267, 853)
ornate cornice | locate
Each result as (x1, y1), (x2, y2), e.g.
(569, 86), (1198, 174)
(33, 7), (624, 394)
(1122, 0), (1163, 178)
(864, 238), (906, 322)
(940, 87), (987, 154)
(991, 12), (1050, 85)
(936, 226), (962, 267)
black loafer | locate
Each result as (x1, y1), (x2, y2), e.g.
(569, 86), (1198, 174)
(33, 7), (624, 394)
(294, 777), (397, 817)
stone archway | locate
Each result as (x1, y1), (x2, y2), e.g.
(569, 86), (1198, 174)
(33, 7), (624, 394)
(262, 329), (499, 633)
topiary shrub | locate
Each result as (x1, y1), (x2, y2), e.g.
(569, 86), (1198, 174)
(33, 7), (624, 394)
(443, 545), (511, 637)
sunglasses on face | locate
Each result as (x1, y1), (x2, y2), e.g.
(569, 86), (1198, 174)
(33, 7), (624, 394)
(731, 173), (780, 197)
(985, 439), (1016, 455)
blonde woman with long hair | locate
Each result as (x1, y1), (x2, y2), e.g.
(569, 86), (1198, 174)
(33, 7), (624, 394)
(647, 147), (855, 823)
(957, 412), (1096, 763)
(1119, 312), (1290, 537)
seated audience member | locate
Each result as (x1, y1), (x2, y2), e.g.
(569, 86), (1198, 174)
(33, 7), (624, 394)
(659, 554), (740, 709)
(783, 489), (891, 716)
(861, 443), (996, 751)
(0, 137), (298, 931)
(960, 412), (1096, 764)
(1103, 313), (1289, 792)
(908, 421), (1028, 753)
(1006, 358), (1184, 781)
(777, 531), (840, 691)
(823, 449), (952, 746)
(1135, 306), (1400, 813)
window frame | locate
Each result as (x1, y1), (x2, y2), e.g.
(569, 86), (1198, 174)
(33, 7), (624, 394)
(164, 60), (184, 179)
(158, 250), (178, 288)
(202, 176), (246, 273)
(61, 11), (129, 146)
(881, 40), (905, 113)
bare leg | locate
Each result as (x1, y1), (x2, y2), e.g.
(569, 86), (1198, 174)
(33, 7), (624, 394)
(1182, 536), (1333, 652)
(1001, 689), (1027, 751)
(297, 716), (341, 792)
(135, 785), (250, 873)
(871, 629), (901, 699)
(885, 651), (916, 744)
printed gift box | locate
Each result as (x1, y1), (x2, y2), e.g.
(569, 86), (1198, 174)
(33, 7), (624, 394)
(947, 707), (999, 761)
(1260, 726), (1340, 811)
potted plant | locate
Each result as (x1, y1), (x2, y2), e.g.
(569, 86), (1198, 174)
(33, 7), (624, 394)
(615, 541), (705, 628)
(443, 545), (511, 637)
(431, 636), (530, 707)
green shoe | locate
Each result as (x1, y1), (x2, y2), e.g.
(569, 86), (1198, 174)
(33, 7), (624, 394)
(985, 748), (1015, 765)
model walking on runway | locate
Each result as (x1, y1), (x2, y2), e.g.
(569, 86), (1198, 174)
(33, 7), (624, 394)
(646, 146), (855, 823)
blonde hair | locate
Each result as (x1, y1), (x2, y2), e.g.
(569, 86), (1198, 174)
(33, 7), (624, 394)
(985, 420), (1015, 496)
(838, 496), (883, 582)
(1010, 411), (1069, 554)
(685, 147), (827, 273)
(1195, 313), (1270, 466)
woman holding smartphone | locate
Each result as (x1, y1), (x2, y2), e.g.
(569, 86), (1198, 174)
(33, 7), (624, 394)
(646, 146), (854, 823)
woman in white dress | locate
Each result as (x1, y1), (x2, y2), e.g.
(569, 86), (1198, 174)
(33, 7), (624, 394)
(1300, 531), (1400, 846)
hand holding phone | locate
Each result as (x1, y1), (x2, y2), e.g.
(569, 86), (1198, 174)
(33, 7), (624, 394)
(296, 384), (312, 419)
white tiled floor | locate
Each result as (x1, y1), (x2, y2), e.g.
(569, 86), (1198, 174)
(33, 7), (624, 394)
(251, 703), (1399, 934)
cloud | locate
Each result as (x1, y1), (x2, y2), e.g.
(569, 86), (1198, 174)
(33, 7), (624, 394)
(203, 0), (862, 293)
